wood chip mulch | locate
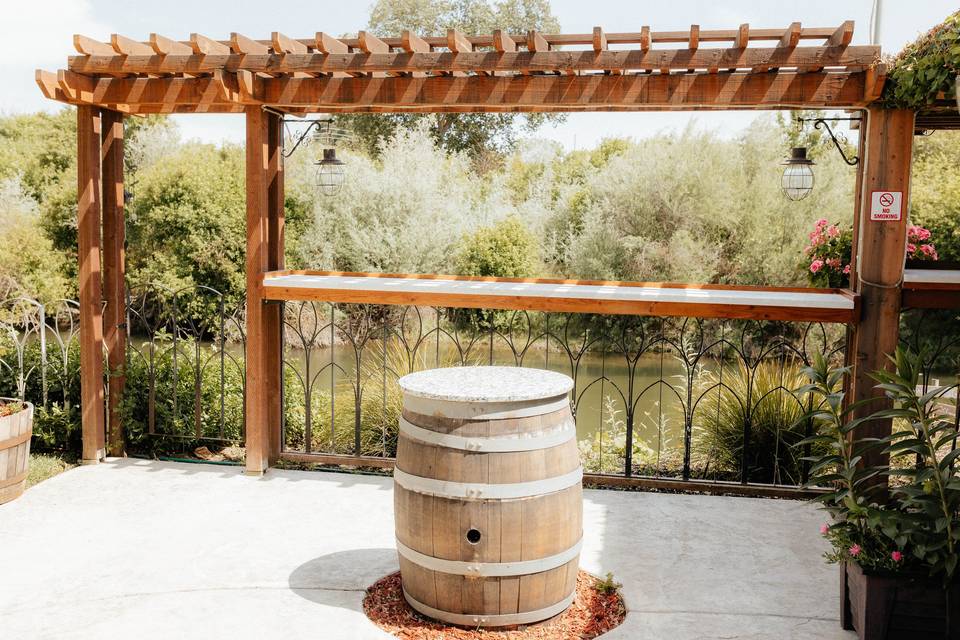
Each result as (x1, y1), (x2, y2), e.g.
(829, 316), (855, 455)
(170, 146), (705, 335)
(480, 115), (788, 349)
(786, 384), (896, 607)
(363, 570), (626, 639)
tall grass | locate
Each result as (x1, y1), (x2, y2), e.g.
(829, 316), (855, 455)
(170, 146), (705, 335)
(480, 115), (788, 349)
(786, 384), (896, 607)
(695, 360), (810, 484)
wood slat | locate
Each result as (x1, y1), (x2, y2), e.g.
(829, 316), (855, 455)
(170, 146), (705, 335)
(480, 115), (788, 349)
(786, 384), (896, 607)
(735, 23), (750, 49)
(526, 30), (549, 53)
(231, 32), (269, 55)
(272, 31), (307, 54)
(358, 31), (390, 54)
(447, 29), (473, 53)
(316, 32), (348, 54)
(74, 34), (114, 56)
(780, 22), (801, 48)
(640, 26), (650, 52)
(401, 30), (430, 53)
(111, 34), (153, 56)
(688, 24), (700, 50)
(592, 27), (607, 52)
(150, 34), (192, 55)
(191, 33), (230, 55)
(828, 20), (854, 47)
(493, 29), (515, 53)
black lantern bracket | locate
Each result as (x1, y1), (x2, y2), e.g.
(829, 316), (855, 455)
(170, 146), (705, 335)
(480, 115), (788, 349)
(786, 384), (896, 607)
(795, 116), (862, 166)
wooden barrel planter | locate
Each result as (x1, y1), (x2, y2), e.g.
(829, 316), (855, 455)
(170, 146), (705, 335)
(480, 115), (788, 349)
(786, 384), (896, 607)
(394, 366), (582, 628)
(0, 400), (33, 505)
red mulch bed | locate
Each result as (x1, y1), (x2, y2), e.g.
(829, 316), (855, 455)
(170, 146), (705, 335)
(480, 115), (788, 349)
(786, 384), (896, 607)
(363, 570), (626, 639)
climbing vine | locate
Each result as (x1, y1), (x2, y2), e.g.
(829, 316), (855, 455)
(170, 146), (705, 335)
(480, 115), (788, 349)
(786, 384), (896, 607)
(880, 10), (960, 109)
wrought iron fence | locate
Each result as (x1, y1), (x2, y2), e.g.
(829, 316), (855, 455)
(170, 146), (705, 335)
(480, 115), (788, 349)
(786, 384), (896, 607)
(125, 284), (246, 445)
(0, 297), (83, 449)
(281, 302), (847, 486)
(5, 288), (911, 488)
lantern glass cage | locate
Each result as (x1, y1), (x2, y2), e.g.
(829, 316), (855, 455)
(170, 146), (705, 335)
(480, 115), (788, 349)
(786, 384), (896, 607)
(781, 147), (815, 201)
(315, 148), (345, 196)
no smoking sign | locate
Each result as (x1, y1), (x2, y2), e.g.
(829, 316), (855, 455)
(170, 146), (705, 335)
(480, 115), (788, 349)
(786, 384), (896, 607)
(870, 190), (903, 221)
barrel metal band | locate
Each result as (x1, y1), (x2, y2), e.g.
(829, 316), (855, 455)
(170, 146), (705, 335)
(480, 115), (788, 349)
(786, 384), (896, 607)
(403, 588), (576, 627)
(393, 466), (582, 500)
(0, 430), (32, 450)
(0, 469), (28, 490)
(402, 393), (570, 421)
(399, 417), (574, 452)
(397, 537), (581, 577)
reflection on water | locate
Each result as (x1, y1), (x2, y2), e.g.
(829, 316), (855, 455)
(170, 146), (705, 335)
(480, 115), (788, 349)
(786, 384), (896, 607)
(287, 339), (689, 445)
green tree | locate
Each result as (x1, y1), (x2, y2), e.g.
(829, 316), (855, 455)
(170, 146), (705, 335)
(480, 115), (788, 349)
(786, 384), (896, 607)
(455, 216), (539, 277)
(338, 0), (564, 161)
(126, 143), (247, 311)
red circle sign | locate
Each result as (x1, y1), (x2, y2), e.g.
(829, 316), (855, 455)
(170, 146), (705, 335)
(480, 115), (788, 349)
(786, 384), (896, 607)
(879, 192), (895, 207)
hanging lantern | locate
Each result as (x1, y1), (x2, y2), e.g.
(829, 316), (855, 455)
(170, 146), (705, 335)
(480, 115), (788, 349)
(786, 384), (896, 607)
(315, 148), (345, 196)
(781, 147), (815, 201)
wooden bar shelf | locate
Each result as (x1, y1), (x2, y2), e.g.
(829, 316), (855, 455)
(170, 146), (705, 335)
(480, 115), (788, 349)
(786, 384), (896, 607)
(262, 270), (859, 323)
(902, 268), (960, 309)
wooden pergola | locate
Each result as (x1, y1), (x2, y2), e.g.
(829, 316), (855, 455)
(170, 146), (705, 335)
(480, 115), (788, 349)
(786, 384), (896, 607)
(36, 21), (913, 482)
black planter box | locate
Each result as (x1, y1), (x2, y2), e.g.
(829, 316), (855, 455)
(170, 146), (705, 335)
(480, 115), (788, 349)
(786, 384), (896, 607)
(843, 562), (960, 639)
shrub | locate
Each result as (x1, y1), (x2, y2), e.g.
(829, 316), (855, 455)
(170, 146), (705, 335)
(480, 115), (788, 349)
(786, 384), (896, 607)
(0, 336), (82, 453)
(695, 360), (811, 484)
(454, 217), (539, 278)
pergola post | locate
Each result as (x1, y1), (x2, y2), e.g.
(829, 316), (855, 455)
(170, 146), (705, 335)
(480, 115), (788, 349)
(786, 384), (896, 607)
(76, 105), (106, 464)
(101, 109), (126, 457)
(848, 107), (916, 475)
(244, 106), (284, 474)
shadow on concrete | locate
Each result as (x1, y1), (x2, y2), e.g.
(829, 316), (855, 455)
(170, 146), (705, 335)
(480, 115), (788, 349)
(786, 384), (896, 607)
(100, 457), (394, 489)
(288, 547), (399, 605)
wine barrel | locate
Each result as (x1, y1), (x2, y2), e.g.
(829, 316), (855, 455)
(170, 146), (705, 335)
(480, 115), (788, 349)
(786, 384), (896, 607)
(394, 366), (582, 627)
(0, 400), (33, 505)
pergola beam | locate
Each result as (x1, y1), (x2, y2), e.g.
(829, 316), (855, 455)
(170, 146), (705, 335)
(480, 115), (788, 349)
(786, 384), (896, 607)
(50, 69), (871, 111)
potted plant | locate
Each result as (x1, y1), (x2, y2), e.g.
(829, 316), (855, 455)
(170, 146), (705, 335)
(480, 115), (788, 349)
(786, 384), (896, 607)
(0, 398), (33, 504)
(799, 351), (959, 639)
(802, 220), (939, 288)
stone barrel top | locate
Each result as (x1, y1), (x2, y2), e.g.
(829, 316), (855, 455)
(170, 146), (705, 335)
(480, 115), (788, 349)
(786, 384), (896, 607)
(397, 366), (573, 403)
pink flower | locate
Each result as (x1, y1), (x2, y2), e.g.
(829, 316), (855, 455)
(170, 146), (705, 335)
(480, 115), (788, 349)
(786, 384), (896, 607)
(810, 259), (824, 274)
(891, 551), (903, 562)
(849, 544), (862, 557)
(843, 264), (851, 275)
(815, 218), (829, 229)
(827, 225), (840, 238)
(819, 523), (829, 535)
(827, 258), (841, 269)
(920, 244), (938, 260)
(907, 243), (917, 255)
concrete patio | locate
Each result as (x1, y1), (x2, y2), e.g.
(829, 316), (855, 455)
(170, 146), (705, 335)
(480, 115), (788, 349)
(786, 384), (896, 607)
(0, 459), (854, 640)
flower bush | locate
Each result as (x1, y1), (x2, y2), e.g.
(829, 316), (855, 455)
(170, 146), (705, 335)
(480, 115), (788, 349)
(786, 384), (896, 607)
(803, 219), (938, 288)
(803, 219), (852, 288)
